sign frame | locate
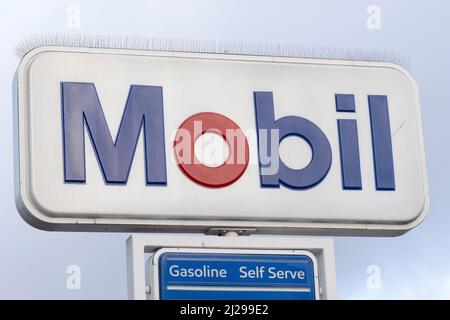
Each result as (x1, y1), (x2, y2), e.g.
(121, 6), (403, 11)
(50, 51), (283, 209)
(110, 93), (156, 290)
(14, 46), (429, 236)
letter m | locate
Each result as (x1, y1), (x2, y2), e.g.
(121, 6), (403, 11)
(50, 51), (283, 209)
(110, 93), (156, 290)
(61, 82), (167, 185)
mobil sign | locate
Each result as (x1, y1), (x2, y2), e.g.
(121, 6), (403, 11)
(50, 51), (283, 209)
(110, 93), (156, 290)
(14, 47), (429, 235)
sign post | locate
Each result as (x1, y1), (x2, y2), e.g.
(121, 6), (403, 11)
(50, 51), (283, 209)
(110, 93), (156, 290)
(126, 234), (336, 300)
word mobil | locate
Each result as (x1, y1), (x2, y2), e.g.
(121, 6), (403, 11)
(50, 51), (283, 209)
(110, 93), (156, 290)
(61, 82), (395, 190)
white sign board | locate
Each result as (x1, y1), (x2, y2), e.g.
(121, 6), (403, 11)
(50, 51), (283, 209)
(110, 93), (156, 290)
(15, 47), (428, 235)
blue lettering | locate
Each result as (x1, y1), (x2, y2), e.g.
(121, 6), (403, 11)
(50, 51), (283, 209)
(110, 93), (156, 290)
(335, 94), (362, 190)
(254, 91), (332, 189)
(368, 95), (395, 190)
(61, 82), (167, 185)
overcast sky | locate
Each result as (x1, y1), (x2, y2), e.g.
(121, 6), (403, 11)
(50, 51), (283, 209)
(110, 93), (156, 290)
(0, 0), (449, 299)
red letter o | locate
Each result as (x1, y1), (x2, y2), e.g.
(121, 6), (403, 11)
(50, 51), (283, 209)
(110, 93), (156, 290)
(174, 112), (249, 188)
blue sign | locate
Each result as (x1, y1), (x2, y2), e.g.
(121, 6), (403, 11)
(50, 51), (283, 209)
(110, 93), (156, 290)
(158, 252), (317, 300)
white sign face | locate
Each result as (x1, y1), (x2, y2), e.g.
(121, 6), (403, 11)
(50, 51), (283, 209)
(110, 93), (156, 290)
(15, 47), (428, 235)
